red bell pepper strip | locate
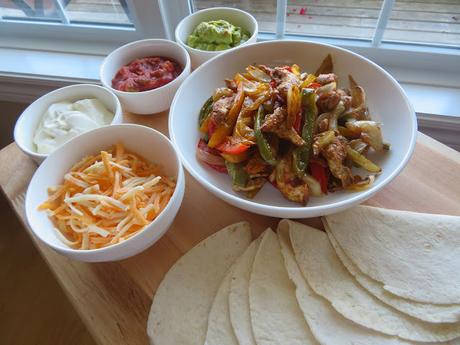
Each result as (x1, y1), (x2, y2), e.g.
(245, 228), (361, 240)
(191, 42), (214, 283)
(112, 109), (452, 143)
(216, 137), (250, 155)
(307, 82), (322, 89)
(309, 161), (328, 194)
(293, 112), (302, 133)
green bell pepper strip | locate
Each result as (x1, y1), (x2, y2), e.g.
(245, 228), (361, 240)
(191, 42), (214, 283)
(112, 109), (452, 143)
(293, 88), (317, 177)
(198, 96), (214, 127)
(225, 161), (249, 187)
(255, 105), (277, 166)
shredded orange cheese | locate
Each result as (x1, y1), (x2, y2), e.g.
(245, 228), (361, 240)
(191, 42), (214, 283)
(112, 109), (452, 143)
(39, 143), (176, 250)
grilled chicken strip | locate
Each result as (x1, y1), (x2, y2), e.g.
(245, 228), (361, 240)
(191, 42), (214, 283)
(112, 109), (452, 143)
(322, 137), (354, 187)
(210, 95), (235, 126)
(261, 107), (305, 146)
(316, 73), (337, 85)
(270, 154), (309, 204)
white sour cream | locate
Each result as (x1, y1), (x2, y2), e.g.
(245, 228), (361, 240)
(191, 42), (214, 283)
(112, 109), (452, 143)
(33, 98), (114, 154)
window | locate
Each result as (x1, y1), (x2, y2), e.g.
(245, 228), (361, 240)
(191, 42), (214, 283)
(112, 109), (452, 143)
(189, 0), (459, 48)
(182, 0), (459, 89)
(284, 0), (384, 40)
(0, 0), (165, 53)
(0, 0), (133, 26)
(1, 0), (458, 89)
(382, 0), (460, 47)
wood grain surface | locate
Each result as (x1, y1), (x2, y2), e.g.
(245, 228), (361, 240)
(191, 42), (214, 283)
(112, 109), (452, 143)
(1, 110), (459, 345)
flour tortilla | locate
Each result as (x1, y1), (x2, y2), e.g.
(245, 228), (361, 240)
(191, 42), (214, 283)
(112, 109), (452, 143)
(326, 228), (460, 324)
(229, 237), (261, 345)
(277, 220), (411, 345)
(205, 267), (238, 345)
(324, 206), (460, 304)
(289, 221), (460, 342)
(249, 228), (318, 345)
(147, 222), (252, 345)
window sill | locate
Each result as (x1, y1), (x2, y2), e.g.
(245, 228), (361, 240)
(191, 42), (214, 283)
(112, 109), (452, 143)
(1, 46), (459, 149)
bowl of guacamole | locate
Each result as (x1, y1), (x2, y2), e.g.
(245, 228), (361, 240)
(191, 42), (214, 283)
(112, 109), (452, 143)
(175, 7), (258, 68)
(187, 20), (251, 51)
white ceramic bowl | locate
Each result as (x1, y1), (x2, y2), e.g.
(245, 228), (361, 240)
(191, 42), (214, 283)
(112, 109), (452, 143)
(25, 124), (185, 262)
(100, 39), (191, 115)
(175, 7), (258, 69)
(14, 84), (122, 164)
(169, 40), (417, 218)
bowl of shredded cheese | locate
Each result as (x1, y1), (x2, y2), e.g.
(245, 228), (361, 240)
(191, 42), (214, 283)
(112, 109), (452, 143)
(25, 124), (185, 262)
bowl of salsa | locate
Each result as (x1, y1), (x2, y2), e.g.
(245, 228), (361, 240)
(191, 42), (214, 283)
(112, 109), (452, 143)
(100, 39), (191, 115)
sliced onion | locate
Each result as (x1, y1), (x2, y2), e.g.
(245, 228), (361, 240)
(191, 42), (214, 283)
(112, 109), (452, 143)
(346, 175), (376, 191)
(196, 144), (226, 166)
(246, 65), (271, 83)
(303, 174), (323, 196)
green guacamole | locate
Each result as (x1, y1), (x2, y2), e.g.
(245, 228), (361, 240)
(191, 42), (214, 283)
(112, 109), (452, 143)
(187, 19), (250, 51)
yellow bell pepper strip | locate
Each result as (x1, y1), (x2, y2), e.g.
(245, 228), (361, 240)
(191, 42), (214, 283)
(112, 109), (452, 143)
(242, 89), (270, 112)
(291, 64), (301, 76)
(234, 73), (268, 96)
(346, 146), (381, 173)
(292, 88), (317, 177)
(198, 96), (213, 131)
(300, 74), (316, 89)
(255, 105), (277, 166)
(213, 87), (234, 101)
(287, 84), (301, 129)
(208, 82), (245, 148)
(338, 125), (361, 139)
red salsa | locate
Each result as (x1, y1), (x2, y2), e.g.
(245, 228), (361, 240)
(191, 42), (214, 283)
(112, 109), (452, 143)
(112, 56), (182, 92)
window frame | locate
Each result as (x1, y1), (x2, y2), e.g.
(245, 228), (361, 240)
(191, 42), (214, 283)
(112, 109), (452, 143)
(0, 0), (166, 54)
(161, 0), (459, 89)
(0, 0), (458, 99)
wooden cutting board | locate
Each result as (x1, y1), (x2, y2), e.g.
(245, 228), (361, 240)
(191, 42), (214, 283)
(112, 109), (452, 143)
(1, 111), (459, 345)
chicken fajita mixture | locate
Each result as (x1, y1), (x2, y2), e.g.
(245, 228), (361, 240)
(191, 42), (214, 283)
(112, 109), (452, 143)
(196, 55), (389, 205)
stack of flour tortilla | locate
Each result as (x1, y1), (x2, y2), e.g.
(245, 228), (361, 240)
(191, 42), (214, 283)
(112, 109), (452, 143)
(147, 206), (460, 345)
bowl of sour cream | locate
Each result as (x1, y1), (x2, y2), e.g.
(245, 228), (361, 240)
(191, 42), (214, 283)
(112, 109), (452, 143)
(14, 84), (122, 164)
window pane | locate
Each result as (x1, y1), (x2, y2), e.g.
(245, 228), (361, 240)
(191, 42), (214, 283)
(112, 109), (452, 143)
(285, 0), (383, 40)
(0, 0), (61, 22)
(192, 0), (277, 33)
(64, 0), (133, 26)
(0, 0), (133, 27)
(382, 0), (460, 47)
